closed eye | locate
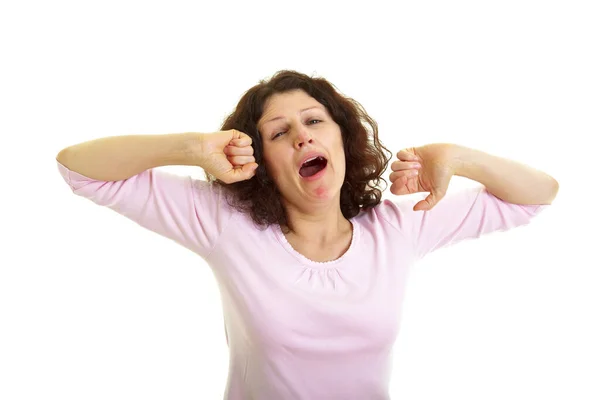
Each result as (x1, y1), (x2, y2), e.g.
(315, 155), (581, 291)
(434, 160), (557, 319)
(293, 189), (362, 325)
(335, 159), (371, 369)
(272, 119), (322, 139)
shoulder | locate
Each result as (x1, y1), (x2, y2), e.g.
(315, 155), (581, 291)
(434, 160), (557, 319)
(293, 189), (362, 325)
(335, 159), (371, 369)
(190, 178), (229, 201)
(355, 197), (417, 233)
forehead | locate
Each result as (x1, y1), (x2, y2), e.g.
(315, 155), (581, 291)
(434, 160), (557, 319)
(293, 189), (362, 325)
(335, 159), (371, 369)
(258, 90), (325, 127)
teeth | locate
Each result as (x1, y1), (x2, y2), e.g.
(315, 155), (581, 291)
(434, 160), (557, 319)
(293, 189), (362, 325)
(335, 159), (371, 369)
(304, 156), (318, 164)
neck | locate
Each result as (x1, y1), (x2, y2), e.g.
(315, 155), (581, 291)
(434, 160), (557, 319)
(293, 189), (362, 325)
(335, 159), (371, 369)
(282, 202), (352, 245)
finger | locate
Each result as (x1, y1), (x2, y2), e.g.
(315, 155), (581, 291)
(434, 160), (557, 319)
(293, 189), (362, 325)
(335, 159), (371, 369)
(390, 180), (411, 195)
(396, 149), (419, 161)
(233, 162), (258, 180)
(230, 138), (253, 147)
(228, 155), (256, 166)
(391, 171), (422, 195)
(224, 144), (254, 156)
(230, 133), (253, 147)
(391, 160), (421, 172)
(389, 169), (418, 182)
(221, 162), (258, 184)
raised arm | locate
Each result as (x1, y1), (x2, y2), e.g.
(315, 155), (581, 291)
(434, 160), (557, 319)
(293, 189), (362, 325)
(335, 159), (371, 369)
(56, 133), (200, 181)
(383, 143), (556, 260)
(56, 130), (257, 259)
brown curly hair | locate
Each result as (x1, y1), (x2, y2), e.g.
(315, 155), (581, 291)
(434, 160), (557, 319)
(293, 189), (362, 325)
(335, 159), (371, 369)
(205, 70), (392, 231)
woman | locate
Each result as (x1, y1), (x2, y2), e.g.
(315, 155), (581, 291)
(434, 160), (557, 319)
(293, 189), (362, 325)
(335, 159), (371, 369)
(56, 70), (558, 399)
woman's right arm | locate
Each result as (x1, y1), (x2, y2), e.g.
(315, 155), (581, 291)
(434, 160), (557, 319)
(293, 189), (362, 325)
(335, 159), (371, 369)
(55, 130), (256, 259)
(55, 133), (201, 181)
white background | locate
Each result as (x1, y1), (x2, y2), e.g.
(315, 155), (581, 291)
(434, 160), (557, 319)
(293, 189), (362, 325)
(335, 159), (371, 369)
(1, 0), (599, 399)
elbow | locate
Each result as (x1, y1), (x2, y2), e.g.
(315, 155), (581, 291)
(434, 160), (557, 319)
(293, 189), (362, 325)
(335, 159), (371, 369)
(56, 147), (70, 165)
(544, 177), (560, 205)
(551, 178), (559, 202)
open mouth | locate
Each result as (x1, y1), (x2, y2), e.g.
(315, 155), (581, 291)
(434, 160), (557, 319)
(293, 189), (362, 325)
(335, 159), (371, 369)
(299, 156), (328, 178)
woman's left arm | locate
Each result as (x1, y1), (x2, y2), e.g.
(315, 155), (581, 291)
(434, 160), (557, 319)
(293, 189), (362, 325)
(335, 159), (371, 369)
(448, 144), (559, 205)
(388, 143), (558, 258)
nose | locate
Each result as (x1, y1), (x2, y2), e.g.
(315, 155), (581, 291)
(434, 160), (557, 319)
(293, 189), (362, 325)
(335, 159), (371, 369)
(293, 126), (313, 149)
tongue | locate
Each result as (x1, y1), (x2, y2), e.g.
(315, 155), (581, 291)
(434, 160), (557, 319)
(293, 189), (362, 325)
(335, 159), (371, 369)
(300, 164), (324, 178)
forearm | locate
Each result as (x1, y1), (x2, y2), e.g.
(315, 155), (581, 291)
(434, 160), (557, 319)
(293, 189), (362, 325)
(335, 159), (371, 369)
(55, 133), (201, 181)
(449, 144), (559, 205)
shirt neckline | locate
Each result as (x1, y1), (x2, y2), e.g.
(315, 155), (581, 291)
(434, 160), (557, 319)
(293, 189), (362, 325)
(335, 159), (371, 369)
(271, 218), (359, 268)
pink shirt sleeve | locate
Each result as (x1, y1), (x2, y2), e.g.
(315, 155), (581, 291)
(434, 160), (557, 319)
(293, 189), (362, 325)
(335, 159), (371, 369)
(56, 160), (233, 259)
(379, 185), (549, 260)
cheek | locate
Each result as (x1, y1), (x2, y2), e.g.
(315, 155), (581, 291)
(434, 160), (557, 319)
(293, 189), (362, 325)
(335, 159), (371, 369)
(336, 155), (346, 175)
(261, 146), (275, 172)
(335, 141), (346, 164)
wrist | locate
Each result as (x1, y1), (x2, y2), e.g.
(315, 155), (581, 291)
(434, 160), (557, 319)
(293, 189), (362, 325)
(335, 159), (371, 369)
(445, 144), (475, 177)
(449, 144), (502, 185)
(181, 132), (208, 167)
(431, 143), (466, 176)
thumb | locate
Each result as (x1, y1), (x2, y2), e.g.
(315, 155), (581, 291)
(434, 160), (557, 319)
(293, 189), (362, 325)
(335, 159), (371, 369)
(233, 162), (258, 180)
(413, 190), (445, 211)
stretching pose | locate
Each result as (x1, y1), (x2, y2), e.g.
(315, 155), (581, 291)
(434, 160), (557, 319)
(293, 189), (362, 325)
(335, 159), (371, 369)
(56, 70), (558, 400)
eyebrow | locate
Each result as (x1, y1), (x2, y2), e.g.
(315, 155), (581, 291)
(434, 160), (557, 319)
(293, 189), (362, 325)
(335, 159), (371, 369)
(260, 106), (324, 127)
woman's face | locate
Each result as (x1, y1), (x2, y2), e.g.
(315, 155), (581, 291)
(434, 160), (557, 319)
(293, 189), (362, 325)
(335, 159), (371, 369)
(257, 89), (346, 209)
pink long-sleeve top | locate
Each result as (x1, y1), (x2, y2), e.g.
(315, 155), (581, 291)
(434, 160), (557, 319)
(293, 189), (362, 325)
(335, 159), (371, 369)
(57, 160), (548, 399)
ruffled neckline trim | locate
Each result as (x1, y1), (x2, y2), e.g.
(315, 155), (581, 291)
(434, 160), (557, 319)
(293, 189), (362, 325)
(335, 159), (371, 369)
(271, 218), (360, 269)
